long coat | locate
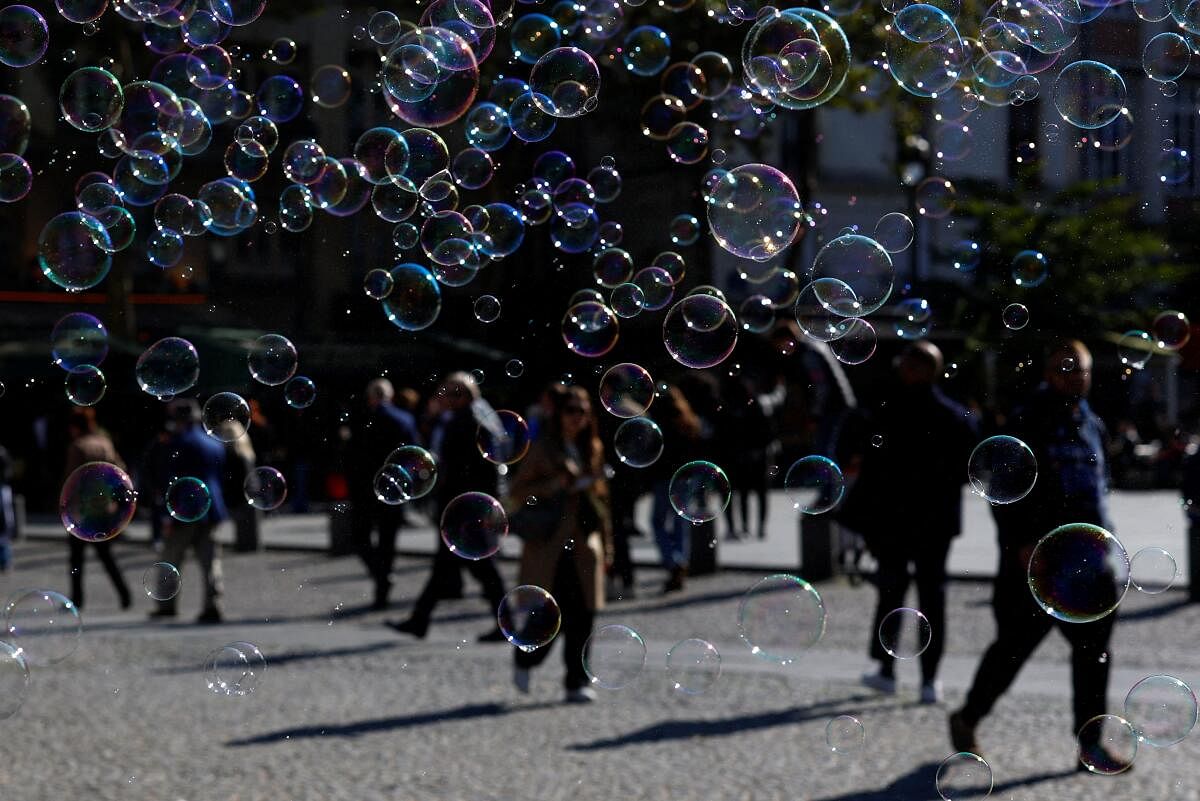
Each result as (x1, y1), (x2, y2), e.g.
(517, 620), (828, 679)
(507, 437), (612, 611)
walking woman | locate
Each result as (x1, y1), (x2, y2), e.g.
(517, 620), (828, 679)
(508, 384), (612, 703)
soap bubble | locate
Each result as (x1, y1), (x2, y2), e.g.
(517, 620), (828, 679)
(203, 392), (250, 442)
(1151, 311), (1190, 350)
(0, 5), (48, 68)
(51, 312), (108, 370)
(0, 152), (30, 201)
(204, 641), (267, 697)
(1054, 60), (1126, 129)
(599, 363), (655, 419)
(65, 365), (105, 406)
(1011, 250), (1049, 287)
(530, 46), (601, 118)
(136, 337), (200, 400)
(666, 638), (721, 695)
(498, 585), (561, 651)
(386, 445), (439, 501)
(60, 461), (137, 542)
(1077, 714), (1137, 774)
(284, 376), (317, 410)
(584, 624), (647, 689)
(382, 263), (442, 332)
(4, 589), (81, 666)
(613, 417), (664, 468)
(441, 491), (508, 560)
(826, 715), (865, 753)
(783, 455), (845, 514)
(1123, 674), (1197, 747)
(1118, 330), (1154, 369)
(967, 435), (1037, 505)
(142, 562), (182, 601)
(562, 301), (619, 357)
(663, 295), (738, 369)
(810, 234), (894, 316)
(243, 466), (287, 511)
(1001, 303), (1030, 330)
(248, 334), (298, 386)
(475, 410), (531, 465)
(738, 573), (827, 664)
(0, 641), (28, 719)
(878, 607), (932, 659)
(1028, 523), (1130, 623)
(668, 460), (731, 523)
(706, 164), (803, 261)
(1129, 547), (1177, 594)
(38, 212), (112, 291)
(936, 752), (992, 800)
(165, 476), (212, 523)
(873, 212), (914, 253)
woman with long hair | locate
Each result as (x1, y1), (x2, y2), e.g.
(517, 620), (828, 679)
(507, 384), (612, 703)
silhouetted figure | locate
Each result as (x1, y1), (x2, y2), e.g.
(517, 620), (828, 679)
(717, 376), (774, 541)
(64, 408), (131, 610)
(649, 385), (703, 594)
(149, 400), (228, 624)
(509, 384), (612, 702)
(0, 444), (14, 572)
(349, 378), (420, 609)
(839, 341), (977, 704)
(950, 340), (1127, 772)
(1184, 443), (1200, 603)
(390, 373), (506, 637)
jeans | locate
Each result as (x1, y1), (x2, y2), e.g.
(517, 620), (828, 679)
(159, 520), (224, 614)
(514, 552), (595, 690)
(69, 536), (130, 608)
(869, 538), (951, 683)
(651, 481), (689, 571)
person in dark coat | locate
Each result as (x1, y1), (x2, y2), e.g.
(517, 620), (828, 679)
(149, 399), (228, 624)
(839, 341), (977, 704)
(717, 375), (774, 541)
(389, 372), (506, 639)
(349, 378), (421, 610)
(950, 340), (1129, 773)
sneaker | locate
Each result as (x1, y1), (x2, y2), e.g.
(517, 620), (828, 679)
(565, 686), (597, 703)
(948, 711), (980, 755)
(386, 617), (428, 639)
(513, 666), (531, 695)
(861, 670), (897, 694)
(1077, 744), (1135, 775)
(920, 680), (943, 705)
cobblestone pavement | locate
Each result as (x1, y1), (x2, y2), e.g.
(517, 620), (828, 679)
(4, 535), (1200, 801)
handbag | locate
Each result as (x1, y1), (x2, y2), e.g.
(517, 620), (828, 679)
(510, 492), (565, 542)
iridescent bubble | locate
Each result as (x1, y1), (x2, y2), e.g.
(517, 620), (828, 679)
(666, 638), (721, 695)
(1001, 303), (1030, 330)
(830, 318), (878, 365)
(382, 263), (442, 331)
(38, 212), (112, 292)
(0, 6), (48, 68)
(1054, 60), (1125, 130)
(143, 561), (182, 601)
(1157, 147), (1191, 186)
(4, 589), (80, 666)
(203, 392), (250, 442)
(474, 294), (501, 323)
(967, 435), (1037, 504)
(795, 279), (855, 342)
(0, 641), (28, 719)
(631, 266), (674, 311)
(136, 337), (199, 400)
(204, 641), (267, 697)
(284, 376), (316, 410)
(662, 295), (738, 369)
(783, 455), (845, 514)
(374, 463), (413, 506)
(584, 624), (646, 689)
(915, 176), (956, 219)
(310, 65), (352, 108)
(1124, 674), (1197, 747)
(873, 212), (914, 253)
(826, 716), (865, 753)
(669, 214), (700, 246)
(0, 151), (29, 202)
(65, 364), (105, 407)
(530, 46), (600, 118)
(613, 417), (663, 468)
(951, 239), (981, 272)
(1118, 330), (1154, 370)
(511, 13), (560, 63)
(498, 585), (561, 652)
(363, 268), (394, 301)
(623, 26), (671, 76)
(1077, 715), (1136, 774)
(244, 466), (287, 511)
(936, 752), (992, 800)
(1143, 32), (1190, 82)
(441, 491), (508, 559)
(878, 607), (932, 659)
(51, 312), (108, 370)
(810, 234), (894, 316)
(1011, 250), (1048, 287)
(669, 460), (731, 523)
(165, 476), (212, 523)
(0, 93), (30, 154)
(599, 363), (655, 419)
(476, 410), (530, 465)
(256, 75), (304, 123)
(706, 163), (803, 261)
(611, 283), (645, 318)
(381, 445), (437, 502)
(1152, 310), (1190, 350)
(60, 461), (136, 543)
(562, 301), (619, 357)
(738, 573), (826, 664)
(1028, 523), (1130, 623)
(248, 334), (298, 387)
(666, 122), (710, 164)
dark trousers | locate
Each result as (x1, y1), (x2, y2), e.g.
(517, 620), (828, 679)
(961, 565), (1114, 740)
(410, 539), (505, 626)
(514, 552), (594, 690)
(351, 499), (402, 597)
(609, 484), (637, 587)
(68, 537), (130, 608)
(869, 538), (951, 683)
(725, 482), (768, 538)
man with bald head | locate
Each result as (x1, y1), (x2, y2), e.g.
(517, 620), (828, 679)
(840, 340), (977, 704)
(951, 340), (1128, 772)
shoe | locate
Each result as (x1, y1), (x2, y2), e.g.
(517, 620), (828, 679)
(662, 566), (687, 595)
(949, 711), (981, 755)
(477, 627), (506, 643)
(387, 617), (428, 639)
(148, 608), (177, 619)
(1077, 744), (1135, 774)
(119, 594), (133, 611)
(920, 680), (944, 705)
(565, 686), (597, 703)
(513, 666), (530, 694)
(195, 609), (223, 625)
(861, 670), (897, 695)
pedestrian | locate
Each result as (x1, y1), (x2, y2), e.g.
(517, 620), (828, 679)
(64, 408), (131, 610)
(508, 384), (612, 702)
(149, 399), (228, 624)
(838, 341), (977, 704)
(1184, 437), (1200, 603)
(949, 340), (1129, 772)
(349, 378), (421, 609)
(389, 372), (506, 639)
(0, 443), (15, 573)
(649, 385), (703, 593)
(717, 375), (773, 541)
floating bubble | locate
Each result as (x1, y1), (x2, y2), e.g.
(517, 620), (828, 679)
(373, 463), (413, 506)
(165, 476), (212, 523)
(38, 211), (112, 291)
(530, 46), (600, 117)
(826, 715), (865, 753)
(611, 282), (645, 318)
(474, 294), (501, 323)
(51, 312), (108, 370)
(1118, 330), (1154, 370)
(0, 152), (30, 202)
(441, 491), (508, 560)
(136, 337), (200, 400)
(599, 363), (655, 419)
(284, 376), (317, 410)
(1028, 523), (1130, 623)
(1151, 311), (1190, 350)
(623, 25), (671, 76)
(204, 641), (266, 697)
(1054, 60), (1125, 130)
(811, 234), (894, 316)
(311, 65), (352, 108)
(0, 641), (28, 719)
(795, 279), (856, 342)
(915, 176), (956, 219)
(4, 589), (80, 666)
(666, 638), (721, 695)
(1077, 714), (1137, 774)
(244, 466), (287, 511)
(584, 624), (647, 689)
(878, 607), (932, 659)
(0, 5), (48, 68)
(829, 318), (878, 365)
(706, 164), (803, 261)
(738, 573), (826, 664)
(873, 212), (914, 253)
(65, 364), (105, 406)
(670, 214), (700, 246)
(476, 410), (530, 465)
(382, 263), (442, 331)
(1011, 250), (1048, 287)
(1124, 674), (1197, 747)
(202, 392), (250, 442)
(669, 460), (731, 523)
(142, 562), (182, 601)
(498, 585), (561, 652)
(967, 435), (1037, 505)
(783, 455), (845, 514)
(1001, 303), (1029, 330)
(613, 417), (664, 468)
(662, 295), (738, 369)
(384, 445), (438, 501)
(936, 752), (992, 801)
(60, 461), (137, 542)
(562, 301), (619, 357)
(951, 239), (981, 272)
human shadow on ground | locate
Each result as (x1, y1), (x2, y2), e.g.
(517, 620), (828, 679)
(226, 699), (561, 746)
(154, 641), (402, 674)
(568, 693), (891, 751)
(1117, 595), (1194, 622)
(805, 761), (1077, 801)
